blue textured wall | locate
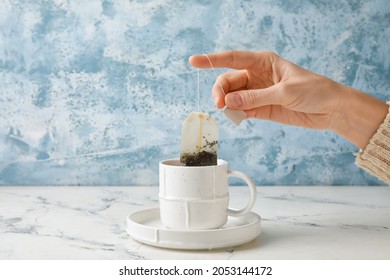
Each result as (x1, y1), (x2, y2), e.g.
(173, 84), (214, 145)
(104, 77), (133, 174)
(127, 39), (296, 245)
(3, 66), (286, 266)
(1, 0), (389, 186)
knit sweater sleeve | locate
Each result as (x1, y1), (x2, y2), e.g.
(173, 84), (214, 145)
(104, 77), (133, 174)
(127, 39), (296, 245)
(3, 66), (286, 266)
(355, 103), (390, 185)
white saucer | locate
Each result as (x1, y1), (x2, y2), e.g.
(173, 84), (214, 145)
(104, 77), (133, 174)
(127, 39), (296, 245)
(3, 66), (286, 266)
(126, 207), (261, 250)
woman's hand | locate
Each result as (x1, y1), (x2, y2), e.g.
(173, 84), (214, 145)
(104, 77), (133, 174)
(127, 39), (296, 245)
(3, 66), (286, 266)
(189, 50), (388, 149)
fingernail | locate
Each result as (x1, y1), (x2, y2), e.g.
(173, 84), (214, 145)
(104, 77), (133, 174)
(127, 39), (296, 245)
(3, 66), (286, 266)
(213, 91), (223, 108)
(214, 98), (221, 108)
(226, 94), (242, 108)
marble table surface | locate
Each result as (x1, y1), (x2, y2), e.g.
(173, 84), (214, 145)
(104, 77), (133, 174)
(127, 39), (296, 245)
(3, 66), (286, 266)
(0, 186), (389, 260)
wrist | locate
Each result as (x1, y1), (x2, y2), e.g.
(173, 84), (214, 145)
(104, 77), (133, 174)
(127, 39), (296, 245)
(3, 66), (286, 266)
(329, 85), (388, 149)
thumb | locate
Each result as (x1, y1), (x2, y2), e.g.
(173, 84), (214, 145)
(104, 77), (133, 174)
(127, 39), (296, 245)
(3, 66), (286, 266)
(225, 84), (284, 110)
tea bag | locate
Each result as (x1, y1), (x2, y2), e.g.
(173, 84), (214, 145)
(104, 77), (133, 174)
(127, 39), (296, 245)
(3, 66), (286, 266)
(180, 112), (218, 166)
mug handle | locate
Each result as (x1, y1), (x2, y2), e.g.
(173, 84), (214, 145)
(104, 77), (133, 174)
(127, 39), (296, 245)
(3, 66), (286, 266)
(227, 170), (257, 217)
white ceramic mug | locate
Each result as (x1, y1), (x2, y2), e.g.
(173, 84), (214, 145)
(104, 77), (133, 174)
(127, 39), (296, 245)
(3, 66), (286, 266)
(159, 159), (257, 230)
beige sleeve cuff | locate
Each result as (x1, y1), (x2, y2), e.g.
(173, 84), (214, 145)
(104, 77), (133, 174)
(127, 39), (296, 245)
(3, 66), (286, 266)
(355, 103), (390, 185)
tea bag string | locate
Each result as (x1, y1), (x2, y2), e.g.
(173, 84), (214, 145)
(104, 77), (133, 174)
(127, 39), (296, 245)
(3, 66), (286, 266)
(203, 53), (226, 97)
(197, 68), (200, 112)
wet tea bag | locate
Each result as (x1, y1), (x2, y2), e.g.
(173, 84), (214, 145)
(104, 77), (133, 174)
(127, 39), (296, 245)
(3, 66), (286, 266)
(180, 112), (218, 166)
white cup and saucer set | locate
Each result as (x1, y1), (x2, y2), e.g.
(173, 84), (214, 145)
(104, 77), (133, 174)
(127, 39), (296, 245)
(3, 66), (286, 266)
(126, 158), (261, 250)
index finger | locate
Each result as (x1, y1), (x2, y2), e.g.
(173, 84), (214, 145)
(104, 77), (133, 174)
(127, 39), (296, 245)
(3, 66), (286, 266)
(189, 50), (266, 70)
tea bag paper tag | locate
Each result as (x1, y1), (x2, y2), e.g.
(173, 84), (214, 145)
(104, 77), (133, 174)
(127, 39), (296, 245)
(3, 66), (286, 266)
(224, 108), (246, 125)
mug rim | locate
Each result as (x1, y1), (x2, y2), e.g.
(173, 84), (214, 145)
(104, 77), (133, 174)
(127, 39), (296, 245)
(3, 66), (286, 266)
(160, 158), (227, 168)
